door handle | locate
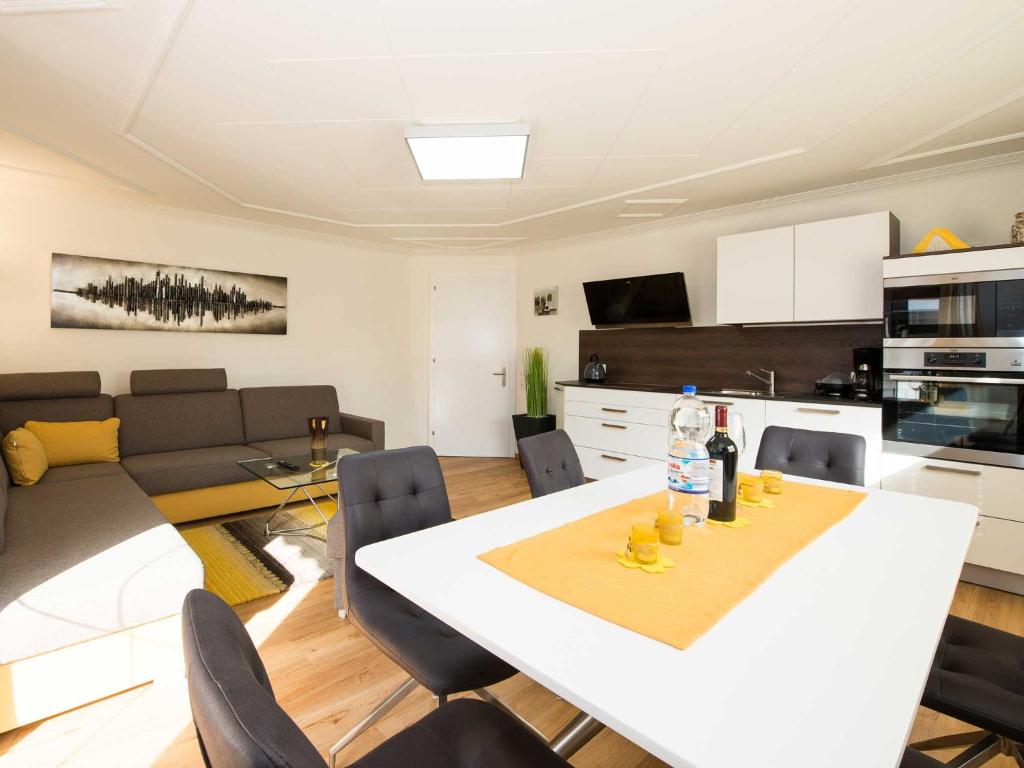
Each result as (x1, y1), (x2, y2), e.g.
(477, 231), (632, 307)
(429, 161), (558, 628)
(492, 366), (507, 387)
(796, 407), (841, 415)
(924, 464), (982, 477)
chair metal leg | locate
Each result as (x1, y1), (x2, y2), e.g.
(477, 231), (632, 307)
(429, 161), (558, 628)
(436, 694), (447, 707)
(946, 733), (1002, 768)
(328, 676), (417, 768)
(549, 711), (605, 759)
(911, 730), (990, 751)
(1010, 740), (1023, 768)
(473, 688), (546, 741)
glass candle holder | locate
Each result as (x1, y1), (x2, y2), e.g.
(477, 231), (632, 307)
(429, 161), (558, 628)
(739, 477), (764, 504)
(761, 469), (784, 494)
(627, 523), (659, 563)
(656, 509), (684, 545)
(308, 416), (329, 467)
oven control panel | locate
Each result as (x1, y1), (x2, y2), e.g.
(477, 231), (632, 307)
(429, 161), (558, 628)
(924, 352), (987, 368)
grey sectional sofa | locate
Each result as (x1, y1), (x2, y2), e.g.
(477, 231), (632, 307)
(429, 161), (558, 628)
(0, 368), (384, 732)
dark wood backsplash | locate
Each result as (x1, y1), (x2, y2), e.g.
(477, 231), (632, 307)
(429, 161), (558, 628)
(578, 324), (882, 393)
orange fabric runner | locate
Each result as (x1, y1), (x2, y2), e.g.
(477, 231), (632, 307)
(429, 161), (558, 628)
(478, 479), (867, 650)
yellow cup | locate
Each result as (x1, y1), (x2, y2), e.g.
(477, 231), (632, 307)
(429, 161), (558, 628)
(740, 477), (764, 504)
(761, 469), (783, 495)
(628, 523), (660, 563)
(633, 541), (659, 565)
(656, 509), (684, 545)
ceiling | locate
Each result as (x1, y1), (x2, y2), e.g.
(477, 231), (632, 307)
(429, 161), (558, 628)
(2, 0), (1023, 250)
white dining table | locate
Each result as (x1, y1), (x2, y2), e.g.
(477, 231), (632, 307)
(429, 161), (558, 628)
(355, 464), (978, 768)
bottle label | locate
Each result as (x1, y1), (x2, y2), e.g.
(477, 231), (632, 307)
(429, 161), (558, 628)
(668, 456), (709, 495)
(708, 459), (723, 502)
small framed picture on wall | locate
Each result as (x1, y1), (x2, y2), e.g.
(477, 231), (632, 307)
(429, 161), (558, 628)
(534, 286), (558, 316)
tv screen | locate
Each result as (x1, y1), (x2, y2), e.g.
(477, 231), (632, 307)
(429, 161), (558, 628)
(582, 272), (691, 326)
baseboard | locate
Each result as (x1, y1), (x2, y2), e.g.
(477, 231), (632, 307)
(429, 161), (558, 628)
(961, 563), (1024, 596)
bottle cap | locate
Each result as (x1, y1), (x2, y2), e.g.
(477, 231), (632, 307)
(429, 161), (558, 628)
(716, 404), (728, 428)
(682, 384), (697, 395)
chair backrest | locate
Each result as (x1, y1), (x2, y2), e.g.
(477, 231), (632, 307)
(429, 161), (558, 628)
(182, 589), (326, 768)
(755, 425), (866, 486)
(518, 429), (585, 498)
(330, 446), (452, 611)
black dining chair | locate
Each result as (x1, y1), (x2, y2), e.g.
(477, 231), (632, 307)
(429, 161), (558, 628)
(182, 589), (569, 768)
(325, 446), (522, 765)
(754, 425), (866, 486)
(909, 615), (1024, 767)
(902, 748), (944, 767)
(518, 429), (585, 498)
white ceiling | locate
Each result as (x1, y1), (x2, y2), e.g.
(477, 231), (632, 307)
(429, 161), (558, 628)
(2, 0), (1023, 249)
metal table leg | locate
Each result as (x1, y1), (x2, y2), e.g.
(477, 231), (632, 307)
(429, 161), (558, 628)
(549, 711), (605, 758)
(264, 483), (337, 538)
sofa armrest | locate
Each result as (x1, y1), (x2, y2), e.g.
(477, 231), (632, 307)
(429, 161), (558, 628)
(339, 412), (385, 451)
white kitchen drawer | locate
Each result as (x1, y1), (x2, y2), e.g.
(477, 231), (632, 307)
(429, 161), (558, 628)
(565, 414), (666, 460)
(700, 395), (766, 474)
(577, 445), (660, 480)
(967, 515), (1024, 573)
(564, 399), (668, 427)
(764, 400), (882, 486)
(563, 386), (677, 411)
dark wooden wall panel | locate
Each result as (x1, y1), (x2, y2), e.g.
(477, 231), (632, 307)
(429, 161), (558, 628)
(578, 324), (882, 393)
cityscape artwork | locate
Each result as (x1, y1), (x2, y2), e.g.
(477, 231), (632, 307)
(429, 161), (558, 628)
(51, 253), (287, 334)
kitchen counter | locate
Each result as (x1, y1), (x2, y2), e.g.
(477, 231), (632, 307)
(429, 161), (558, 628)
(555, 380), (882, 408)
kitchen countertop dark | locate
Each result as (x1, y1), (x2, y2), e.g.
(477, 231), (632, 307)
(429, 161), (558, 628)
(555, 380), (882, 408)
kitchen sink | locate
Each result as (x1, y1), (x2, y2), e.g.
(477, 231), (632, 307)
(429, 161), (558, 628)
(702, 389), (785, 399)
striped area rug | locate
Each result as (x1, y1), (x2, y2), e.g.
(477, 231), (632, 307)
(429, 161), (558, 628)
(180, 501), (336, 607)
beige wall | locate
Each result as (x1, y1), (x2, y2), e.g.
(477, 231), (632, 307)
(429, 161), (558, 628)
(0, 172), (417, 447)
(515, 161), (1024, 412)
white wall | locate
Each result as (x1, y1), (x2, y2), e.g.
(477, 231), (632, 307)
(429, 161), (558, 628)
(0, 172), (417, 447)
(516, 161), (1024, 412)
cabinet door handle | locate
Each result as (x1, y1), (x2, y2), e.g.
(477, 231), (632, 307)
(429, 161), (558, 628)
(601, 407), (627, 414)
(600, 454), (627, 462)
(601, 422), (627, 430)
(924, 464), (982, 477)
(796, 407), (840, 415)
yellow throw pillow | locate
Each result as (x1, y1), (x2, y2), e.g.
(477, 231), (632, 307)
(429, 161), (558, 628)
(2, 428), (50, 486)
(24, 417), (120, 467)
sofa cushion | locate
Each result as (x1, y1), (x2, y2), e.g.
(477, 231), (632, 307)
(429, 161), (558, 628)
(239, 385), (340, 442)
(0, 474), (204, 664)
(0, 371), (101, 401)
(115, 390), (246, 457)
(121, 445), (269, 496)
(0, 453), (8, 555)
(38, 462), (127, 484)
(0, 394), (114, 436)
(2, 428), (49, 486)
(247, 433), (373, 458)
(24, 417), (120, 467)
(130, 368), (227, 396)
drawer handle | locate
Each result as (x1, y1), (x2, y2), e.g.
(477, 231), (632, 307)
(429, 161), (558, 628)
(924, 464), (982, 477)
(601, 422), (627, 430)
(600, 454), (627, 462)
(601, 407), (628, 413)
(796, 407), (840, 415)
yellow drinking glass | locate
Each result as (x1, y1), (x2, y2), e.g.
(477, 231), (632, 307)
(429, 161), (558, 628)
(740, 477), (764, 504)
(627, 523), (660, 563)
(656, 509), (684, 545)
(761, 469), (784, 495)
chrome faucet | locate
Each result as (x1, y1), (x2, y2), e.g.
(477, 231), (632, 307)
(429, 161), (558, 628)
(745, 368), (775, 397)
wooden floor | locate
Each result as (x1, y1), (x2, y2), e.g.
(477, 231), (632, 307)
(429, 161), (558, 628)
(1, 456), (1022, 768)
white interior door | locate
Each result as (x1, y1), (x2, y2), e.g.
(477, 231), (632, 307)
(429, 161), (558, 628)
(430, 271), (514, 457)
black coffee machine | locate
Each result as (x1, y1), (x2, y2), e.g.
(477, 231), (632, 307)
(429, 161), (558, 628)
(852, 347), (882, 401)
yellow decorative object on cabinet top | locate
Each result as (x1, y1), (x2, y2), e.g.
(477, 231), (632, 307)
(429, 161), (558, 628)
(912, 227), (970, 253)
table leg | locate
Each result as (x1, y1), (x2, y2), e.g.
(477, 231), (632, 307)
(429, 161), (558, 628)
(549, 712), (604, 758)
(264, 485), (334, 538)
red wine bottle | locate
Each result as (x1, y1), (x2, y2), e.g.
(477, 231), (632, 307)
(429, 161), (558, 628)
(706, 405), (738, 522)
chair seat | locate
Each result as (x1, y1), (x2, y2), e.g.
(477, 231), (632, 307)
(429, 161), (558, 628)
(350, 588), (516, 697)
(350, 698), (568, 768)
(923, 615), (1024, 743)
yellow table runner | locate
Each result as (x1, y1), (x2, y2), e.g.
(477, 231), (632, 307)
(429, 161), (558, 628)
(478, 479), (866, 650)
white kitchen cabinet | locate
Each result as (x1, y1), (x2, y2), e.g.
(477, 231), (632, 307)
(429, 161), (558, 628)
(880, 453), (1024, 576)
(699, 395), (766, 474)
(794, 212), (895, 321)
(764, 400), (882, 487)
(716, 226), (795, 324)
(576, 446), (659, 481)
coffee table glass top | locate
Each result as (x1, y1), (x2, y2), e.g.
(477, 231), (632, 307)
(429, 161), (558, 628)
(238, 449), (359, 490)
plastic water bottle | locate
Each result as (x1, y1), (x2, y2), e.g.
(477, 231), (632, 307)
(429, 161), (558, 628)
(667, 385), (712, 524)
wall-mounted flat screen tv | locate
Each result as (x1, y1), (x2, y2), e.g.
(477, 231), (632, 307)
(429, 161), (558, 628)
(582, 272), (692, 327)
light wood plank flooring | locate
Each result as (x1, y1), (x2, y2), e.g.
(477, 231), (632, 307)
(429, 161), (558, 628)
(1, 457), (1021, 767)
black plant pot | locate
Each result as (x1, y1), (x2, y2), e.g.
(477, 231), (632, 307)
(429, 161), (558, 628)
(512, 413), (556, 445)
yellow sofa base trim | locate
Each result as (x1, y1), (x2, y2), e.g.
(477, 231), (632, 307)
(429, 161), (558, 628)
(0, 614), (182, 733)
(152, 479), (338, 524)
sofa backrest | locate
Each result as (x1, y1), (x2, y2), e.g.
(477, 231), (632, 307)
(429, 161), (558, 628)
(239, 386), (340, 443)
(116, 369), (245, 456)
(0, 449), (8, 554)
(0, 371), (113, 435)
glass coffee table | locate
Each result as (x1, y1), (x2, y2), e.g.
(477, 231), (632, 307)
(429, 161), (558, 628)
(238, 449), (359, 537)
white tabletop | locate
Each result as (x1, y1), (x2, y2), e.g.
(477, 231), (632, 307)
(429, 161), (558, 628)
(355, 465), (977, 768)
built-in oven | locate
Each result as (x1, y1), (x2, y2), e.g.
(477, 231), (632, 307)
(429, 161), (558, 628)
(883, 347), (1024, 468)
(883, 268), (1024, 347)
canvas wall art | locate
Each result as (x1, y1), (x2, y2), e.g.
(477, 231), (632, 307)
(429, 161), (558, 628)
(51, 253), (287, 334)
(534, 286), (558, 316)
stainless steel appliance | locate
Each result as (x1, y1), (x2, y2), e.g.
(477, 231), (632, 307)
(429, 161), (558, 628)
(852, 346), (882, 400)
(883, 267), (1024, 347)
(882, 346), (1024, 468)
(583, 353), (607, 383)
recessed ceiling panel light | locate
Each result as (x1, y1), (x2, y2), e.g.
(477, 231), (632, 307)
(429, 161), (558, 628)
(404, 123), (529, 181)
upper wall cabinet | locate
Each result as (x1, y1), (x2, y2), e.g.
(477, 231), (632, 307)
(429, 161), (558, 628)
(715, 225), (795, 324)
(717, 212), (898, 325)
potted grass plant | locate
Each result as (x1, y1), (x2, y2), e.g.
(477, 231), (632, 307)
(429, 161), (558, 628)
(512, 347), (556, 444)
